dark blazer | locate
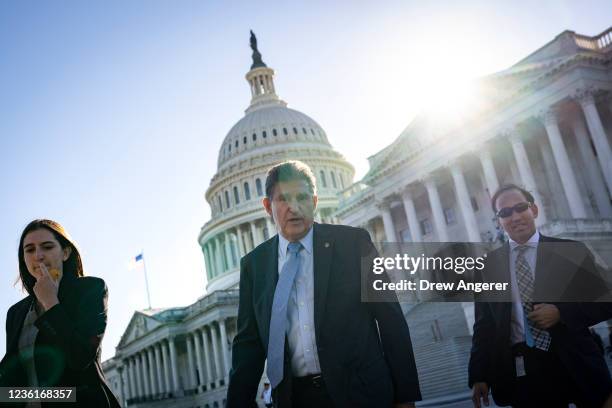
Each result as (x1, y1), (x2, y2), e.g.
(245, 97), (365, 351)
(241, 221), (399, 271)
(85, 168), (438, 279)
(226, 223), (421, 408)
(468, 234), (612, 406)
(0, 274), (120, 408)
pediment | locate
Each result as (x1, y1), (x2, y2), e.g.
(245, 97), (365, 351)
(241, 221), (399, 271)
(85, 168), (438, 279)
(117, 311), (164, 348)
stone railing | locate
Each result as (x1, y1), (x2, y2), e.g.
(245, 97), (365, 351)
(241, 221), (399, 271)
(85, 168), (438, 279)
(186, 289), (239, 318)
(574, 27), (612, 51)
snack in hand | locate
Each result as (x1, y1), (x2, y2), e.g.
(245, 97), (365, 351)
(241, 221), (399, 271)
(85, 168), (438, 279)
(49, 268), (61, 281)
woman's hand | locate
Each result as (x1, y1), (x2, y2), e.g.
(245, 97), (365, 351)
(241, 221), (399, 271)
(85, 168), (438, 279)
(33, 263), (60, 311)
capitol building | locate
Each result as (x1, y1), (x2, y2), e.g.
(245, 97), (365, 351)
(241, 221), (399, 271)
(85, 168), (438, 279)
(103, 27), (612, 407)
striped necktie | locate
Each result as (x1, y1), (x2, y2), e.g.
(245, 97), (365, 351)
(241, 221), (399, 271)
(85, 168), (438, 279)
(515, 245), (551, 351)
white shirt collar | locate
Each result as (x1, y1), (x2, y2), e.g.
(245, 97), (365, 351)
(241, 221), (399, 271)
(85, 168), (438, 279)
(509, 230), (540, 250)
(278, 226), (314, 257)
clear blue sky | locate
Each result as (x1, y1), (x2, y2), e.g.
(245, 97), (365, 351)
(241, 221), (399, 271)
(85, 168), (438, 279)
(1, 0), (610, 360)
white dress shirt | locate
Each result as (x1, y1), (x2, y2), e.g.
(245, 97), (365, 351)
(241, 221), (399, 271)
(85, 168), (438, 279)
(277, 227), (322, 377)
(508, 230), (540, 345)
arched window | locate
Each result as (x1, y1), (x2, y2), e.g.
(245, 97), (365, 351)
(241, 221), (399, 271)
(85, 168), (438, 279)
(310, 128), (315, 135)
(331, 171), (337, 188)
(302, 127), (307, 134)
(320, 170), (327, 188)
(225, 191), (230, 208)
(273, 128), (278, 136)
(252, 133), (257, 141)
(233, 186), (240, 205)
(293, 127), (298, 135)
(262, 130), (267, 138)
(283, 127), (288, 135)
(244, 182), (251, 200)
(339, 173), (345, 189)
(243, 136), (247, 144)
(256, 178), (263, 196)
(235, 140), (238, 148)
(217, 195), (222, 212)
(228, 144), (231, 152)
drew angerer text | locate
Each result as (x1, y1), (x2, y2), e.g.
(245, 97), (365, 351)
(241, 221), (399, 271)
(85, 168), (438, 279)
(372, 279), (509, 293)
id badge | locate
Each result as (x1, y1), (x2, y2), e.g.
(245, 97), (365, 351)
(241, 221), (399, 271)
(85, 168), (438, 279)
(515, 356), (526, 377)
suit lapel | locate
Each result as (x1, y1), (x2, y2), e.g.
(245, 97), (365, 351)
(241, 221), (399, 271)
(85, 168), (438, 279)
(258, 235), (279, 347)
(313, 223), (333, 342)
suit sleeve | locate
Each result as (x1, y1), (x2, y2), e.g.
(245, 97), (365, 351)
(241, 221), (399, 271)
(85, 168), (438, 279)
(226, 255), (265, 408)
(361, 230), (422, 403)
(468, 296), (495, 387)
(34, 278), (107, 371)
(556, 243), (612, 329)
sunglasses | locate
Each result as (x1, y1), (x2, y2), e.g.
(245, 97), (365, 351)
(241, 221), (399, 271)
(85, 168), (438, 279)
(496, 202), (532, 218)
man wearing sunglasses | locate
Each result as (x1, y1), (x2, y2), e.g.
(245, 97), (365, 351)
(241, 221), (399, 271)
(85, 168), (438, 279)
(469, 184), (612, 408)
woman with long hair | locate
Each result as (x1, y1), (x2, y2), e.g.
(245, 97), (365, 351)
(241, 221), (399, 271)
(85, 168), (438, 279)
(0, 219), (120, 407)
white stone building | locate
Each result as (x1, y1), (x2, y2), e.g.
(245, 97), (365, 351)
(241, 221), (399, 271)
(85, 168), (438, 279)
(103, 35), (353, 407)
(104, 27), (612, 407)
(335, 27), (612, 402)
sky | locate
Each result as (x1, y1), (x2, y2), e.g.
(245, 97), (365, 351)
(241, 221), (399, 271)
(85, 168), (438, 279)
(1, 0), (610, 361)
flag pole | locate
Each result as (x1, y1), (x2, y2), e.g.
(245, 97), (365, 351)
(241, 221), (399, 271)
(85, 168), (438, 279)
(141, 250), (152, 309)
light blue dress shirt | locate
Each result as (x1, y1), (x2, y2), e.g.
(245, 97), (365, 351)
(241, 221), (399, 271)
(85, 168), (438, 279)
(277, 227), (322, 377)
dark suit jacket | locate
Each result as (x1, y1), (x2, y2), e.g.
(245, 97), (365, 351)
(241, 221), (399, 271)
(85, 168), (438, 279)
(0, 275), (120, 408)
(468, 234), (612, 406)
(226, 223), (421, 408)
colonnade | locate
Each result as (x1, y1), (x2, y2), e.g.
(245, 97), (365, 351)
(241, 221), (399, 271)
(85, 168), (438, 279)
(120, 318), (233, 402)
(362, 89), (612, 242)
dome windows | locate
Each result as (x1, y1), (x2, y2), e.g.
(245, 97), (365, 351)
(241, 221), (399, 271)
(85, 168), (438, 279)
(273, 129), (278, 136)
(302, 127), (307, 134)
(233, 186), (240, 205)
(331, 171), (337, 188)
(244, 182), (251, 200)
(310, 128), (315, 135)
(320, 170), (327, 188)
(225, 191), (231, 209)
(293, 127), (298, 135)
(262, 131), (267, 138)
(235, 140), (239, 148)
(283, 127), (288, 135)
(252, 133), (257, 141)
(243, 136), (247, 144)
(256, 178), (263, 196)
(217, 195), (223, 212)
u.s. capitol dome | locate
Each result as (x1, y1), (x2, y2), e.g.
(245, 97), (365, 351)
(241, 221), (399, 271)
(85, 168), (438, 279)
(199, 33), (355, 292)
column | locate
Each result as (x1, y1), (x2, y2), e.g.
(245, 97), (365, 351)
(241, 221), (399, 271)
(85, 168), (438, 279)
(450, 163), (481, 242)
(210, 324), (224, 386)
(168, 336), (179, 390)
(249, 221), (259, 247)
(572, 116), (612, 217)
(154, 343), (166, 394)
(224, 231), (234, 269)
(134, 354), (143, 398)
(214, 236), (224, 272)
(118, 367), (126, 406)
(378, 202), (397, 242)
(186, 335), (197, 389)
(122, 361), (132, 402)
(161, 341), (172, 394)
(576, 89), (612, 193)
(203, 244), (213, 279)
(478, 147), (499, 197)
(424, 177), (449, 241)
(147, 347), (158, 395)
(541, 109), (587, 218)
(508, 131), (547, 225)
(141, 351), (150, 396)
(400, 189), (421, 242)
(193, 329), (207, 388)
(236, 225), (245, 258)
(219, 318), (231, 383)
(201, 328), (215, 387)
(266, 217), (276, 238)
(129, 358), (138, 399)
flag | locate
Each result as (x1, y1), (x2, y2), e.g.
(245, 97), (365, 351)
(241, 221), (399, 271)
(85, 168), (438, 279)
(128, 252), (145, 271)
(135, 253), (143, 263)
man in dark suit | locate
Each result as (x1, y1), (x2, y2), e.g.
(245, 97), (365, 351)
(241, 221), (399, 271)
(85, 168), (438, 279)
(226, 160), (421, 408)
(469, 184), (612, 408)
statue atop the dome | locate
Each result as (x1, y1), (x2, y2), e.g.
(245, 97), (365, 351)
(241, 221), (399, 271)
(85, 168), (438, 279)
(249, 30), (267, 69)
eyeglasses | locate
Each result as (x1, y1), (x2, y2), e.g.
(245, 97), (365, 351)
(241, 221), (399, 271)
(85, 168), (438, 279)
(496, 202), (532, 218)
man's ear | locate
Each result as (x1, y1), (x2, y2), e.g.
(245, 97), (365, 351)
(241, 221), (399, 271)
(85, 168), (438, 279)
(263, 197), (273, 218)
(531, 203), (539, 219)
(313, 195), (318, 209)
(63, 246), (72, 261)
